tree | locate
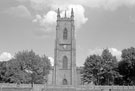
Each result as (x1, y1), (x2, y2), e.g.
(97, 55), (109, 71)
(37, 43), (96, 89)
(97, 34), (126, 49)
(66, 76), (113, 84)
(118, 47), (135, 85)
(99, 49), (118, 85)
(7, 50), (51, 84)
(82, 49), (119, 85)
(0, 62), (11, 83)
(82, 55), (102, 84)
(41, 55), (51, 83)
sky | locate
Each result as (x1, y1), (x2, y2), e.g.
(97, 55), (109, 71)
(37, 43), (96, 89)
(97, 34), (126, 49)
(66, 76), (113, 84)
(0, 0), (135, 66)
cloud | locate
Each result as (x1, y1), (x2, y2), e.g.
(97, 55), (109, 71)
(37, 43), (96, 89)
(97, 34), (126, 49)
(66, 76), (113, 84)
(83, 0), (135, 11)
(16, 0), (28, 3)
(0, 52), (13, 62)
(33, 4), (88, 33)
(51, 0), (135, 11)
(16, 0), (88, 33)
(5, 5), (31, 18)
(109, 48), (122, 61)
(33, 11), (57, 33)
(89, 48), (103, 56)
(15, 0), (135, 34)
(61, 4), (88, 28)
(18, 0), (135, 11)
(48, 57), (54, 66)
(89, 48), (122, 61)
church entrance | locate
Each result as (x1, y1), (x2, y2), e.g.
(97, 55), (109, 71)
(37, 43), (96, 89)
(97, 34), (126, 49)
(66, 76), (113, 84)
(63, 79), (68, 85)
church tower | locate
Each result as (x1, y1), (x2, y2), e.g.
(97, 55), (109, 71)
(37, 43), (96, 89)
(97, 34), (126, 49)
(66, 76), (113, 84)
(53, 8), (76, 86)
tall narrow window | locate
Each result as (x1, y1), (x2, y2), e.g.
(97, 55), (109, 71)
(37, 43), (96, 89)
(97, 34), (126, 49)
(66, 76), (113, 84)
(63, 28), (68, 40)
(63, 56), (68, 69)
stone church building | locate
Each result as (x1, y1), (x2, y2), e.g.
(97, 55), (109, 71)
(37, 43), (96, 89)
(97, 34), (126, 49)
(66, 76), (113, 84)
(48, 8), (82, 86)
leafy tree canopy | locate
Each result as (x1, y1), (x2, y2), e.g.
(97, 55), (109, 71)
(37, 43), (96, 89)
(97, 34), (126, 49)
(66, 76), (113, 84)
(118, 47), (135, 85)
(82, 49), (119, 85)
(0, 50), (51, 84)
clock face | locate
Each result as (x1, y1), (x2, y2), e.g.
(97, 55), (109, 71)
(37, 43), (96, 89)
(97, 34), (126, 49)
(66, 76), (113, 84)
(63, 45), (67, 49)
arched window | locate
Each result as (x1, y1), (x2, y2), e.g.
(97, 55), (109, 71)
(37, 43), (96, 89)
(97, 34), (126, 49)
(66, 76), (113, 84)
(63, 56), (68, 69)
(63, 79), (68, 85)
(63, 28), (68, 40)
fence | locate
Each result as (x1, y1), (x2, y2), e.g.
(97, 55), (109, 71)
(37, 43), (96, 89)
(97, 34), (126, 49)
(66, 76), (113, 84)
(0, 84), (135, 91)
(43, 85), (135, 91)
(0, 83), (32, 91)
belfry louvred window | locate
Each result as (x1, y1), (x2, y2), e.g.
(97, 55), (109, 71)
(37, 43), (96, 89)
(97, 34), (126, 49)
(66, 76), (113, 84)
(63, 56), (68, 69)
(63, 28), (68, 40)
